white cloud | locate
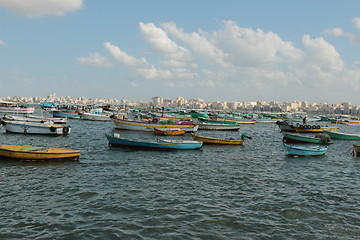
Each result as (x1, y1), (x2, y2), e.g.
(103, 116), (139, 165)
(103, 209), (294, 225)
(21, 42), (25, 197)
(324, 27), (345, 37)
(139, 22), (192, 68)
(77, 52), (112, 68)
(0, 40), (5, 46)
(353, 18), (360, 30)
(103, 41), (172, 80)
(302, 34), (344, 73)
(0, 0), (83, 17)
(161, 21), (232, 69)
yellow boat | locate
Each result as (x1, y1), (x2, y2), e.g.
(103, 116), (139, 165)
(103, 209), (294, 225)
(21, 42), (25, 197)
(294, 126), (339, 133)
(191, 133), (250, 145)
(0, 145), (80, 161)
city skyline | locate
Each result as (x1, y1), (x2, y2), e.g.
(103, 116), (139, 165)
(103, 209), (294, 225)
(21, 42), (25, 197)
(1, 1), (360, 104)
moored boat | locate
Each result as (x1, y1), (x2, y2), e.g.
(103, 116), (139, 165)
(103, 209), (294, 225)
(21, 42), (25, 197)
(191, 132), (250, 145)
(294, 126), (339, 133)
(283, 144), (328, 157)
(0, 145), (80, 161)
(81, 112), (112, 121)
(111, 116), (198, 132)
(0, 120), (71, 135)
(322, 130), (360, 140)
(153, 128), (186, 136)
(198, 122), (240, 131)
(282, 132), (333, 144)
(106, 133), (203, 150)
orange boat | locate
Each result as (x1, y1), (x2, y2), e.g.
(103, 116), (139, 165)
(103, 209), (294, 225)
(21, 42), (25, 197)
(153, 128), (186, 136)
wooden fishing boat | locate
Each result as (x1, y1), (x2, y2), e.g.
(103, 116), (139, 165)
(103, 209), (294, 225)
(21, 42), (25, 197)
(0, 120), (71, 135)
(282, 132), (333, 144)
(111, 117), (198, 132)
(191, 132), (250, 145)
(198, 122), (240, 131)
(0, 145), (80, 161)
(322, 130), (360, 140)
(294, 125), (339, 133)
(106, 133), (203, 150)
(344, 123), (360, 127)
(352, 144), (360, 156)
(276, 120), (296, 132)
(283, 144), (328, 157)
(153, 128), (185, 136)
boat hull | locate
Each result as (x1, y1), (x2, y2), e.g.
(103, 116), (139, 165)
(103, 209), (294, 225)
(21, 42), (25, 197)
(153, 128), (185, 136)
(198, 123), (240, 131)
(106, 134), (203, 150)
(191, 133), (244, 145)
(323, 130), (360, 140)
(112, 118), (199, 132)
(282, 132), (333, 144)
(1, 120), (71, 135)
(0, 145), (80, 161)
(82, 112), (111, 121)
(283, 144), (327, 156)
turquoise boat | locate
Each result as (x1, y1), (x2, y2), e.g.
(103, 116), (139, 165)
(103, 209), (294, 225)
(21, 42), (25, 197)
(323, 130), (360, 140)
(283, 144), (328, 156)
(282, 132), (333, 144)
(106, 133), (203, 150)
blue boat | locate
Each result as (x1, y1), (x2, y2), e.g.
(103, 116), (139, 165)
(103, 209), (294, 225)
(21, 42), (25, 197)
(52, 110), (81, 119)
(106, 133), (203, 150)
(283, 143), (327, 156)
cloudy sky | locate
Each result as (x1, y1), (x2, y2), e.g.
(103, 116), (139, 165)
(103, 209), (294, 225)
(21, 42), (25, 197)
(1, 0), (360, 104)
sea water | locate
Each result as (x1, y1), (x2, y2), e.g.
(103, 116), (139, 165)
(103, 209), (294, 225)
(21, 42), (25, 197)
(0, 116), (359, 239)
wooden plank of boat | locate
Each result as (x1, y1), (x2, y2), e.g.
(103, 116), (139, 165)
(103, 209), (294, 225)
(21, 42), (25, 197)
(106, 133), (203, 150)
(0, 145), (80, 161)
(153, 128), (185, 136)
(322, 130), (360, 140)
(283, 143), (327, 157)
(282, 132), (333, 144)
(191, 132), (247, 145)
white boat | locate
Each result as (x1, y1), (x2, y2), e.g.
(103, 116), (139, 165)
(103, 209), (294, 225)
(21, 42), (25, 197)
(3, 114), (67, 124)
(81, 112), (112, 121)
(198, 122), (240, 131)
(0, 101), (35, 114)
(0, 120), (71, 135)
(111, 116), (199, 132)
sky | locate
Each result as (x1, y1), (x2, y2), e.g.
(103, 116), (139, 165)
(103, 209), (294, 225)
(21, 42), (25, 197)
(1, 0), (360, 104)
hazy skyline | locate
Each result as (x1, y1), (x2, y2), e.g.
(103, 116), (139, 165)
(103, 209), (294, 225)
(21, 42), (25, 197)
(1, 0), (360, 104)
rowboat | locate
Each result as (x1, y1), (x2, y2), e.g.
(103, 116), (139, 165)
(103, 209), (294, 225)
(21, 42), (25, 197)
(198, 122), (240, 131)
(111, 117), (199, 132)
(191, 132), (250, 145)
(353, 144), (360, 156)
(322, 130), (360, 140)
(0, 145), (80, 161)
(283, 144), (328, 157)
(282, 132), (333, 144)
(153, 128), (186, 136)
(106, 133), (203, 150)
(0, 120), (71, 135)
(81, 112), (112, 121)
(276, 120), (296, 132)
(294, 126), (339, 133)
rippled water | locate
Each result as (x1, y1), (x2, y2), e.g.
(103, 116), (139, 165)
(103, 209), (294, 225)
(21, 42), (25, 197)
(0, 117), (359, 239)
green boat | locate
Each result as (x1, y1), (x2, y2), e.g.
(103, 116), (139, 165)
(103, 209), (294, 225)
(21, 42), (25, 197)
(282, 131), (333, 144)
(323, 130), (360, 140)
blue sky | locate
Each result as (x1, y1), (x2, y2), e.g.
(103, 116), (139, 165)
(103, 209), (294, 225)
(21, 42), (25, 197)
(1, 0), (360, 104)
